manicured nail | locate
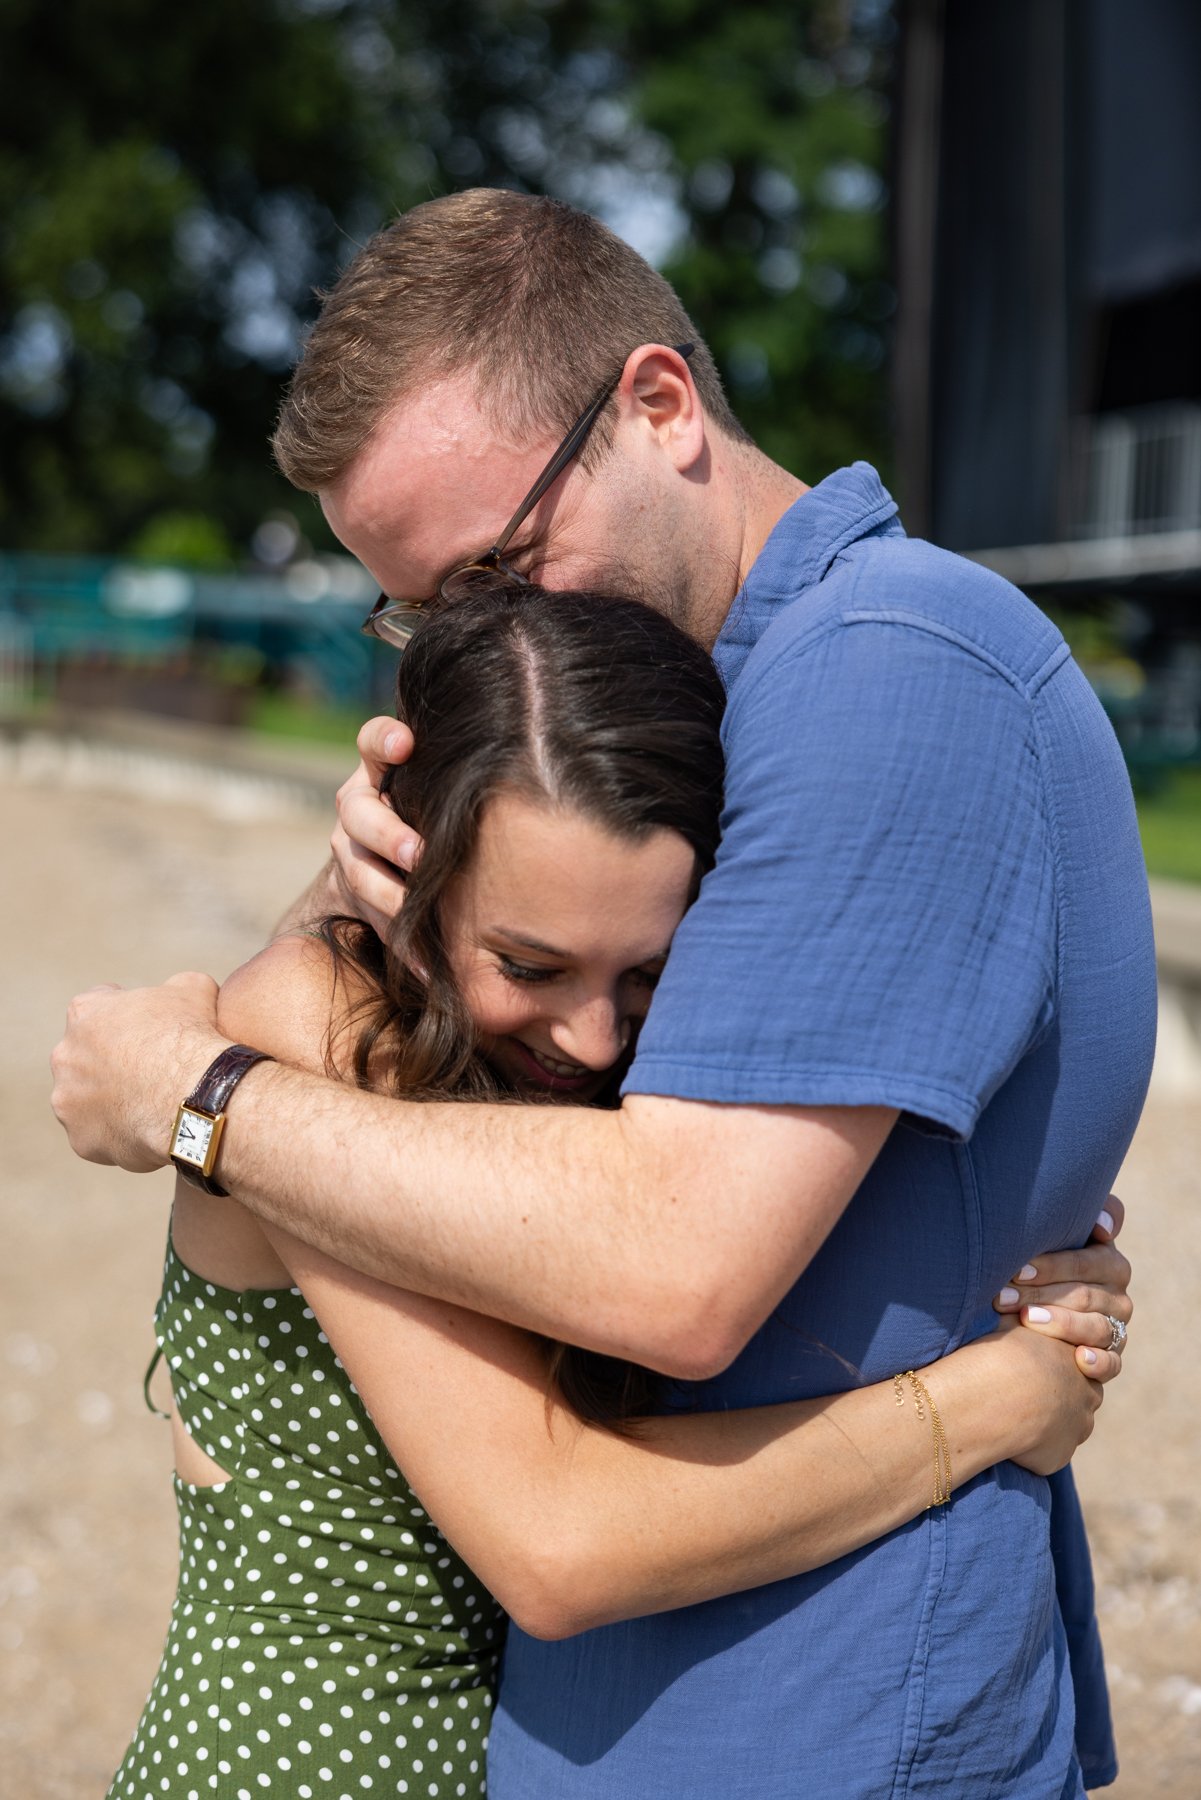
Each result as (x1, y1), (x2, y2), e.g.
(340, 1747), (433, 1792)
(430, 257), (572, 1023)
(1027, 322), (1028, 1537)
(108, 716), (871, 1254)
(1017, 1264), (1038, 1281)
(396, 835), (418, 869)
(1026, 1305), (1052, 1323)
(1081, 1348), (1098, 1366)
(384, 731), (406, 758)
(1097, 1208), (1114, 1235)
(997, 1287), (1020, 1306)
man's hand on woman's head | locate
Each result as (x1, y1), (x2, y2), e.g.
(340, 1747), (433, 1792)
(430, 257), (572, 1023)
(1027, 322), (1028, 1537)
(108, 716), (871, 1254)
(994, 1194), (1131, 1384)
(50, 971), (228, 1171)
(330, 717), (422, 937)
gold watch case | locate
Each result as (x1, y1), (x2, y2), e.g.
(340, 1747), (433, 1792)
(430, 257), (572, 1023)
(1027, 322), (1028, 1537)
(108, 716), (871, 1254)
(170, 1103), (225, 1179)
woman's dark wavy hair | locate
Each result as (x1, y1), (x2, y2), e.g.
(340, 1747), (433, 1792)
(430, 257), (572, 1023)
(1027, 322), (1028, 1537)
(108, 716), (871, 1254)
(321, 580), (726, 1428)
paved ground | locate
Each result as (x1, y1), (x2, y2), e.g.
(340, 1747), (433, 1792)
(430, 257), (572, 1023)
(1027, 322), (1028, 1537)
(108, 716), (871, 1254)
(1, 772), (1198, 1797)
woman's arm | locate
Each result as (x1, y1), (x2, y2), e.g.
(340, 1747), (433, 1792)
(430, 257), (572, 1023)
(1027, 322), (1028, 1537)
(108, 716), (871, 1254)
(214, 937), (1109, 1641)
(265, 1228), (1095, 1640)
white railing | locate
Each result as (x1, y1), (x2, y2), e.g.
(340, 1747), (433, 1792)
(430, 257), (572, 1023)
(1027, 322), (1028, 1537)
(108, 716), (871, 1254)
(1072, 403), (1201, 540)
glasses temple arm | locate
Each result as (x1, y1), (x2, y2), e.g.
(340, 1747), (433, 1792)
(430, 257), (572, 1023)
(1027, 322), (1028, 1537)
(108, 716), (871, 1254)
(489, 342), (694, 560)
(489, 387), (615, 560)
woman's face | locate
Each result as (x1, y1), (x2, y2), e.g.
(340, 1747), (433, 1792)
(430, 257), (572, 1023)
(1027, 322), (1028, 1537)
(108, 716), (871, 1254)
(442, 790), (698, 1101)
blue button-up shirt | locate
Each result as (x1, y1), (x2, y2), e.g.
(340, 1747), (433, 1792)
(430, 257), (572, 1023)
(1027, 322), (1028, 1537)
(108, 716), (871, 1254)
(488, 465), (1154, 1797)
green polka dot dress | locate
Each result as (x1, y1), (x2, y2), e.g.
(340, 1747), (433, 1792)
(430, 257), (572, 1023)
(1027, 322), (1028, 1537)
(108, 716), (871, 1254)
(108, 1231), (504, 1799)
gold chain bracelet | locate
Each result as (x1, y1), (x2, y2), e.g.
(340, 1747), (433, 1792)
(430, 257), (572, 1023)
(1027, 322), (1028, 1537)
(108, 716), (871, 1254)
(893, 1370), (952, 1507)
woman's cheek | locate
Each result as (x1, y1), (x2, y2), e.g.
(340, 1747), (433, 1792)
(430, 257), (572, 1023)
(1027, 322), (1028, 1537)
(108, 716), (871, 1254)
(462, 969), (534, 1041)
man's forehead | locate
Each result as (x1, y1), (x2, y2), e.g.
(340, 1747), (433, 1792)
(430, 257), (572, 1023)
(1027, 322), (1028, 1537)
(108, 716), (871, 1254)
(322, 375), (552, 564)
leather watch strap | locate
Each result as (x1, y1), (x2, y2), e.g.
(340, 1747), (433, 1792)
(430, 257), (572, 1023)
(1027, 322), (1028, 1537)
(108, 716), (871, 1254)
(185, 1043), (274, 1116)
(174, 1043), (274, 1195)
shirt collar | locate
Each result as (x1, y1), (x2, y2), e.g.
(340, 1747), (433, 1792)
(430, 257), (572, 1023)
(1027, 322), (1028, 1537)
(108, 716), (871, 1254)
(714, 462), (903, 689)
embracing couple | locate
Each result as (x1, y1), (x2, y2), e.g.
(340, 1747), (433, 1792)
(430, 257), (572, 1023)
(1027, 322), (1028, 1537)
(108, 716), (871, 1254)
(54, 190), (1155, 1800)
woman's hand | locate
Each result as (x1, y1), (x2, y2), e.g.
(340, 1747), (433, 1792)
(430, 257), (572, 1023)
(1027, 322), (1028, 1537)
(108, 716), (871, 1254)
(982, 1321), (1105, 1477)
(992, 1194), (1131, 1382)
(330, 717), (422, 936)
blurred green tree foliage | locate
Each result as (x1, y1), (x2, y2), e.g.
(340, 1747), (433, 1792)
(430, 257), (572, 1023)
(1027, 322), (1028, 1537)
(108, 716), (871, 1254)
(0, 0), (894, 556)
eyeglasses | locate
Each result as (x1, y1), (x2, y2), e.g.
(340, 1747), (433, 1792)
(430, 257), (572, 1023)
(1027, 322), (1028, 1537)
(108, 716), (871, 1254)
(361, 342), (695, 648)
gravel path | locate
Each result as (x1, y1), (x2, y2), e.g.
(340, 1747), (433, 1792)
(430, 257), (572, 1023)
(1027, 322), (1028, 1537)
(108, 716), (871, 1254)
(2, 775), (1196, 1797)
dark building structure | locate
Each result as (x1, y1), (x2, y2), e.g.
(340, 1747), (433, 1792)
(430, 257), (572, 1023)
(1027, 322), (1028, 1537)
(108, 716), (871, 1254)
(894, 0), (1201, 685)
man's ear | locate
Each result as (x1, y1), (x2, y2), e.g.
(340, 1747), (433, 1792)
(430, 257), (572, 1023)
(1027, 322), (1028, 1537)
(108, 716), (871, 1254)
(617, 344), (706, 472)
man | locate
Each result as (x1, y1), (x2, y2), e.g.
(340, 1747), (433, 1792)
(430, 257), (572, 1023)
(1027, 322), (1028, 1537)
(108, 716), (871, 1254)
(53, 190), (1153, 1795)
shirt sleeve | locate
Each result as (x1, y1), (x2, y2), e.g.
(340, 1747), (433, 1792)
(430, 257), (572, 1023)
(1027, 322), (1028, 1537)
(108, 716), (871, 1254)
(623, 614), (1059, 1138)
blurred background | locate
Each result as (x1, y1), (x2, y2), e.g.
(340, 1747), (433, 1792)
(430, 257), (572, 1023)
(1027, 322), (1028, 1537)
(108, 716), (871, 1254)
(2, 1), (1199, 1794)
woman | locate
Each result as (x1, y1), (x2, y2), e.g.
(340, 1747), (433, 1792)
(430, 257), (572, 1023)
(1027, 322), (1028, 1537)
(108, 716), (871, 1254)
(109, 585), (1124, 1800)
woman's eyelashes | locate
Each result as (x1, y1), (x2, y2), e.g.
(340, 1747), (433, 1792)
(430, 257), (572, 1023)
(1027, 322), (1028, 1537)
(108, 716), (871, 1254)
(493, 956), (663, 991)
(497, 956), (561, 986)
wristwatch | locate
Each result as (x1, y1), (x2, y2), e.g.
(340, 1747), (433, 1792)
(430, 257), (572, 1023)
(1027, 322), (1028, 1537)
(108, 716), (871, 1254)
(169, 1044), (275, 1195)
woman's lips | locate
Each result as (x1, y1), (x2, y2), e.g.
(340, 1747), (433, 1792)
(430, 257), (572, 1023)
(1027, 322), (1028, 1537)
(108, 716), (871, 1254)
(507, 1039), (602, 1093)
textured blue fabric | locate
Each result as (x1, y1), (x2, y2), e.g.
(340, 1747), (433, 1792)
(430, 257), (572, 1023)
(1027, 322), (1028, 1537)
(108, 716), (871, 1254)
(489, 465), (1156, 1798)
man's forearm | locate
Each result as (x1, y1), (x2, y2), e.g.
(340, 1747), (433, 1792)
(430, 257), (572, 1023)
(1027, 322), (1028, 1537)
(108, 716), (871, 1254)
(218, 1059), (721, 1370)
(52, 973), (1127, 1385)
(51, 966), (889, 1375)
(212, 1053), (891, 1379)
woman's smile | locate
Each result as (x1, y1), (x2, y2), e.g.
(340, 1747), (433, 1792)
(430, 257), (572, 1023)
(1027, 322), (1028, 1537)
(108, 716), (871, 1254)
(505, 1038), (602, 1094)
(440, 790), (698, 1103)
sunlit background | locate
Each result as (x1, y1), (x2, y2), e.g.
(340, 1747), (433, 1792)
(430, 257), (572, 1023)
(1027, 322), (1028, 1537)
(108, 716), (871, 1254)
(2, 2), (1198, 1795)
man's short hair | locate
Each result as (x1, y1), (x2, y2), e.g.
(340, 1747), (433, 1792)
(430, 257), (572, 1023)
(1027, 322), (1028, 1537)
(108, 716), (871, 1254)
(272, 188), (750, 493)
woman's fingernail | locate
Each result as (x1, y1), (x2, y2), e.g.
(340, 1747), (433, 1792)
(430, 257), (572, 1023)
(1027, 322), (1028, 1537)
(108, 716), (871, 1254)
(396, 835), (417, 868)
(998, 1287), (1020, 1306)
(1026, 1305), (1053, 1323)
(1097, 1208), (1114, 1235)
(384, 731), (406, 758)
(1017, 1264), (1038, 1281)
(1081, 1348), (1098, 1366)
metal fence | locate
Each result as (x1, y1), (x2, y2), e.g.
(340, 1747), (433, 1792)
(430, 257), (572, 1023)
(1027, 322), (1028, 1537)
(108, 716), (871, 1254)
(1071, 403), (1201, 540)
(0, 551), (387, 714)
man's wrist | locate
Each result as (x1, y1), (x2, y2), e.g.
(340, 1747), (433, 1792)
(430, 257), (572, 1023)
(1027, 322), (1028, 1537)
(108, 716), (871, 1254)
(153, 1031), (235, 1166)
(170, 1043), (276, 1194)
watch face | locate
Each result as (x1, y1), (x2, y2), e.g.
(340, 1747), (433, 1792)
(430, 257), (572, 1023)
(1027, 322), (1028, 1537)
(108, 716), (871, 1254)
(172, 1107), (216, 1170)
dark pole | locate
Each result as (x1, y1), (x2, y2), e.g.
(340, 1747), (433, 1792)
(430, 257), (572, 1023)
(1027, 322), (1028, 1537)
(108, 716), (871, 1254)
(892, 0), (946, 541)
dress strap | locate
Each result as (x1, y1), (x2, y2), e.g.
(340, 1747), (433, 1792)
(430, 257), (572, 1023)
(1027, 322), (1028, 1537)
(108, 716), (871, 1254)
(143, 1344), (171, 1419)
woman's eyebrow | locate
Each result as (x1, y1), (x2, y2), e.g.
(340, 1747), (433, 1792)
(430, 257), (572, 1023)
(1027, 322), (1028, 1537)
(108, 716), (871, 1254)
(491, 928), (673, 966)
(490, 927), (570, 959)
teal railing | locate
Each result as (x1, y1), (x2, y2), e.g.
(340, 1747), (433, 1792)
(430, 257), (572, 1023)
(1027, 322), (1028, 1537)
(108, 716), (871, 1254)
(0, 551), (389, 709)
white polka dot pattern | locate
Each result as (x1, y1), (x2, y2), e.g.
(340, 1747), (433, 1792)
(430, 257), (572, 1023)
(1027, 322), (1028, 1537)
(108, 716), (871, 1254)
(107, 1236), (503, 1797)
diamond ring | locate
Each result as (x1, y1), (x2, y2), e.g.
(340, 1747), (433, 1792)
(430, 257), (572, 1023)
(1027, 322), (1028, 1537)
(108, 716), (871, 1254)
(1105, 1315), (1128, 1352)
